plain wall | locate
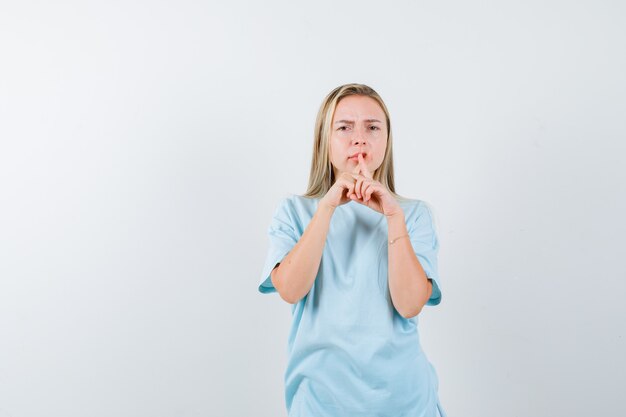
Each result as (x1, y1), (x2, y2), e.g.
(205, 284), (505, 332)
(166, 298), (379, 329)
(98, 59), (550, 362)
(1, 1), (624, 416)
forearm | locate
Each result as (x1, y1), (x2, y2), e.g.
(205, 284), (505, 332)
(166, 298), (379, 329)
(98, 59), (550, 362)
(272, 202), (335, 304)
(387, 210), (432, 318)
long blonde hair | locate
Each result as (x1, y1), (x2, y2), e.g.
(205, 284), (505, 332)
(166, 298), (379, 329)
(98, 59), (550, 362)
(302, 83), (409, 202)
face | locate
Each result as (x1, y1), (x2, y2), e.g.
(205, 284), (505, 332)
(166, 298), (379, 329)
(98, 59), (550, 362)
(329, 95), (388, 180)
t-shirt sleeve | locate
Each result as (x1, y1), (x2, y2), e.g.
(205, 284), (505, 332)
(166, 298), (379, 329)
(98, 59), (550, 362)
(258, 197), (299, 294)
(407, 201), (442, 306)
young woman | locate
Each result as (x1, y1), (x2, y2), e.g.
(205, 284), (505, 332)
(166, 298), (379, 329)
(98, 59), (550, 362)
(259, 83), (447, 417)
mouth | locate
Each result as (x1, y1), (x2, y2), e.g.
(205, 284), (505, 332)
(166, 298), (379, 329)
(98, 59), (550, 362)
(348, 152), (367, 160)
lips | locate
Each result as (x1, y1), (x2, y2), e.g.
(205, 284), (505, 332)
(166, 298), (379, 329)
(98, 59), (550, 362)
(349, 152), (366, 159)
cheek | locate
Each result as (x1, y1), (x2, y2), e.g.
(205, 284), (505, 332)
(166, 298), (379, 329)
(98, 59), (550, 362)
(330, 139), (347, 159)
(375, 143), (386, 159)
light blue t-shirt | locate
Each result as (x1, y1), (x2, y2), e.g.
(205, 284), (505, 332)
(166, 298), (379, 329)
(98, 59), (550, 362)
(259, 194), (447, 417)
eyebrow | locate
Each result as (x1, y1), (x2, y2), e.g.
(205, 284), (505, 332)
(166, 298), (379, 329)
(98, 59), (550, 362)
(334, 119), (383, 125)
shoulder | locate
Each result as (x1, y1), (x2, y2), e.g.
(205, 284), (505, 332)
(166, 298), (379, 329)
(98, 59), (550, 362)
(277, 193), (320, 211)
(399, 198), (438, 229)
(271, 193), (319, 224)
(398, 197), (434, 216)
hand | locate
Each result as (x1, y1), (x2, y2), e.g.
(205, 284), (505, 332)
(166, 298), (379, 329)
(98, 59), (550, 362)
(320, 170), (361, 210)
(348, 153), (402, 217)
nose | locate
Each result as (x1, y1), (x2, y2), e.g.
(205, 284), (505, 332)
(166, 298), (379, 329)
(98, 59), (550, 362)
(352, 126), (368, 145)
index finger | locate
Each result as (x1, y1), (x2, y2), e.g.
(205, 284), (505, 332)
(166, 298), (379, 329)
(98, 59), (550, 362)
(358, 153), (372, 179)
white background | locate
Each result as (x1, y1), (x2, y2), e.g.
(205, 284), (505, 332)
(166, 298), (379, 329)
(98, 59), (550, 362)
(1, 1), (624, 416)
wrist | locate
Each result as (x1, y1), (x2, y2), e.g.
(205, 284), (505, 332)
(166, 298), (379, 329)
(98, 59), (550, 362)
(317, 200), (336, 214)
(384, 209), (405, 221)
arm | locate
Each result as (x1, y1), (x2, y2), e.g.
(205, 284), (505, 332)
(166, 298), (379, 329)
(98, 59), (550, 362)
(271, 202), (335, 304)
(386, 210), (433, 318)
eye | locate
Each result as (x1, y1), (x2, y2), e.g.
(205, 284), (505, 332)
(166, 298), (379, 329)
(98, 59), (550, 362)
(337, 126), (349, 131)
(369, 126), (380, 131)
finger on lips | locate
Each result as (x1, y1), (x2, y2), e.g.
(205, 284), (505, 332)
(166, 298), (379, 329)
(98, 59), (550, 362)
(345, 154), (372, 201)
(357, 153), (372, 179)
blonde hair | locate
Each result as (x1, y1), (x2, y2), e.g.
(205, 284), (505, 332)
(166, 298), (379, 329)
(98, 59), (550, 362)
(302, 83), (409, 202)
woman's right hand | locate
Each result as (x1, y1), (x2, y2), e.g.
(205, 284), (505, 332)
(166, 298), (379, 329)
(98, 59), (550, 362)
(320, 171), (357, 210)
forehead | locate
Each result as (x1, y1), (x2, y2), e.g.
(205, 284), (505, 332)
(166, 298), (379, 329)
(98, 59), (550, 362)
(332, 95), (385, 121)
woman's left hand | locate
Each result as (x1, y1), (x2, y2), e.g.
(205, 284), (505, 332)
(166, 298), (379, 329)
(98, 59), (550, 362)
(349, 153), (403, 217)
